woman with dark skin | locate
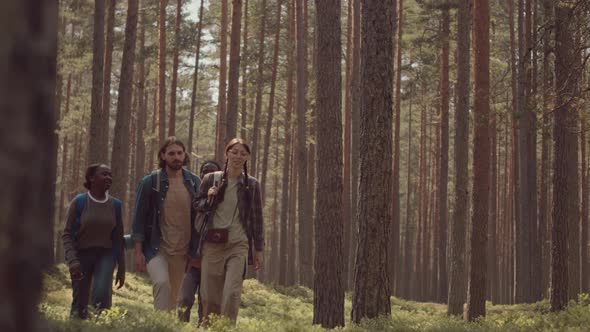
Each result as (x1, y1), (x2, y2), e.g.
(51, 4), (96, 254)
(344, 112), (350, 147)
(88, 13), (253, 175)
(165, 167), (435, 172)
(197, 139), (264, 325)
(62, 164), (125, 319)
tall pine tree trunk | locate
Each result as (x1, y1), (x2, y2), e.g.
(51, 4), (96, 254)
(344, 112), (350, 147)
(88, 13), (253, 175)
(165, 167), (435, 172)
(260, 0), (283, 199)
(188, 0), (205, 159)
(351, 0), (395, 322)
(250, 0), (267, 174)
(348, 0), (361, 291)
(215, 0), (229, 161)
(240, 0), (249, 140)
(551, 1), (578, 310)
(226, 0), (242, 141)
(0, 1), (58, 329)
(88, 0), (107, 163)
(279, 0), (295, 286)
(168, 0), (182, 136)
(111, 0), (139, 203)
(313, 0), (344, 326)
(102, 0), (116, 149)
(448, 0), (471, 316)
(342, 0), (353, 290)
(466, 0), (490, 321)
(296, 0), (312, 287)
(157, 0), (167, 144)
(437, 3), (450, 303)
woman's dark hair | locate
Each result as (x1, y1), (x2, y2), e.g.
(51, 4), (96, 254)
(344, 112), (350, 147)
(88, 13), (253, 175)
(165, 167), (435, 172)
(199, 160), (221, 178)
(158, 136), (190, 169)
(84, 163), (105, 190)
(211, 138), (251, 207)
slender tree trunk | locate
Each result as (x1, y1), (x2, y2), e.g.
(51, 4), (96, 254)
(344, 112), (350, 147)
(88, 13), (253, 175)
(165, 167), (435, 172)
(448, 0), (471, 316)
(551, 1), (578, 310)
(188, 0), (205, 159)
(342, 0), (353, 291)
(296, 0), (312, 287)
(287, 129), (298, 285)
(402, 85), (414, 300)
(215, 0), (229, 161)
(466, 0), (490, 321)
(168, 0), (182, 136)
(351, 0), (395, 322)
(250, 0), (267, 174)
(348, 0), (361, 291)
(226, 0), (242, 141)
(437, 3), (450, 303)
(539, 0), (553, 299)
(489, 106), (498, 303)
(260, 0), (283, 199)
(111, 0), (139, 203)
(157, 0), (167, 144)
(240, 0), (249, 140)
(102, 0), (116, 149)
(135, 13), (147, 186)
(313, 0), (343, 326)
(270, 126), (280, 283)
(389, 0), (403, 297)
(279, 0), (295, 286)
(0, 1), (58, 329)
(88, 0), (107, 163)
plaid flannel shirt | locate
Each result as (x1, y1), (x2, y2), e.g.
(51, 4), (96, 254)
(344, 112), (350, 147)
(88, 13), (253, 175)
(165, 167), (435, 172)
(196, 171), (265, 260)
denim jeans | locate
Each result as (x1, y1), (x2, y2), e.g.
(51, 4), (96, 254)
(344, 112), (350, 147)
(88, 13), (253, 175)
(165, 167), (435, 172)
(70, 247), (115, 319)
(177, 267), (203, 323)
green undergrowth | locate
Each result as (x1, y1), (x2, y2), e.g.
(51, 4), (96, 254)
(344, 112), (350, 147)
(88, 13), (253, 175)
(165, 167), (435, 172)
(40, 265), (590, 331)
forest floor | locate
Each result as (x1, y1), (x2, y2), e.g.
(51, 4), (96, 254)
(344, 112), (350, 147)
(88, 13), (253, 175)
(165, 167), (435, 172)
(40, 265), (590, 331)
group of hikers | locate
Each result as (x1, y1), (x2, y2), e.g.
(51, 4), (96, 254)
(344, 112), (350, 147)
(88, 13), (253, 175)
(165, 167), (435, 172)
(61, 137), (265, 326)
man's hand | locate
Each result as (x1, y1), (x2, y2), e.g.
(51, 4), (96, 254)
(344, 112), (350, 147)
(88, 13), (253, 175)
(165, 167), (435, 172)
(134, 242), (146, 272)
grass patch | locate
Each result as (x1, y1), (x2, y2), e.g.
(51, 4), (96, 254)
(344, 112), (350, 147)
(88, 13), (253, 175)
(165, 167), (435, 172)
(40, 265), (590, 331)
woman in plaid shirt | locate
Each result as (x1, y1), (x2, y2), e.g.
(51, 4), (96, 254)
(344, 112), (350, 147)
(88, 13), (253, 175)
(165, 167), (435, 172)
(195, 138), (264, 325)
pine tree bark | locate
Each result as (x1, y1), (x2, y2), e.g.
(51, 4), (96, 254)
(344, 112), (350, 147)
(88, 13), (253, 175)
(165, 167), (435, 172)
(88, 0), (107, 163)
(0, 1), (58, 329)
(188, 0), (205, 159)
(389, 0), (402, 297)
(342, 0), (353, 290)
(135, 7), (147, 185)
(157, 0), (167, 145)
(539, 0), (553, 298)
(250, 0), (267, 174)
(111, 0), (139, 202)
(240, 0), (249, 140)
(102, 0), (116, 147)
(226, 0), (242, 141)
(466, 0), (490, 321)
(437, 3), (450, 303)
(348, 0), (361, 291)
(351, 0), (395, 322)
(215, 0), (229, 161)
(551, 1), (578, 311)
(402, 84), (414, 300)
(296, 0), (312, 287)
(313, 0), (344, 326)
(279, 0), (295, 286)
(447, 0), (471, 316)
(260, 0), (283, 199)
(168, 0), (182, 136)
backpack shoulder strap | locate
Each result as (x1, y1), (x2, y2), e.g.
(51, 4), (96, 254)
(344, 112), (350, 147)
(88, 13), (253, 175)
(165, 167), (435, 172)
(214, 171), (222, 186)
(72, 193), (88, 238)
